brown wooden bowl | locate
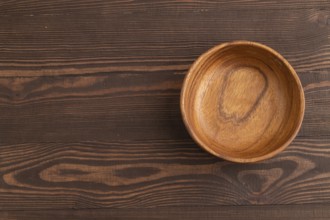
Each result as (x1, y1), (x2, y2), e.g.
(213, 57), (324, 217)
(181, 41), (305, 163)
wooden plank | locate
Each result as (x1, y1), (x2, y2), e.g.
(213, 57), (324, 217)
(0, 68), (328, 144)
(0, 0), (329, 16)
(0, 8), (328, 77)
(1, 204), (330, 220)
(0, 138), (329, 209)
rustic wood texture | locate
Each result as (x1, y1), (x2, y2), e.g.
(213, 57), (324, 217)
(2, 204), (330, 220)
(0, 0), (330, 218)
(1, 138), (330, 210)
(181, 41), (305, 162)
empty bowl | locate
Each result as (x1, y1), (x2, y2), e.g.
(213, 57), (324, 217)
(181, 41), (305, 163)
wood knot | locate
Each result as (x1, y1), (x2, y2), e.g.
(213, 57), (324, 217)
(218, 66), (268, 123)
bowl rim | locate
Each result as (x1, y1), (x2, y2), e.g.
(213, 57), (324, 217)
(180, 40), (305, 163)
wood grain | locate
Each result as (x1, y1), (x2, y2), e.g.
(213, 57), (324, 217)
(0, 0), (329, 216)
(0, 0), (329, 15)
(0, 9), (329, 77)
(2, 204), (330, 220)
(0, 72), (186, 144)
(0, 138), (330, 209)
(0, 69), (327, 144)
(181, 41), (305, 162)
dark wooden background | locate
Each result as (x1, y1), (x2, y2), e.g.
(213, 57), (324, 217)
(0, 0), (330, 219)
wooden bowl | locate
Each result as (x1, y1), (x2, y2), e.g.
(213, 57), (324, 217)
(181, 41), (305, 163)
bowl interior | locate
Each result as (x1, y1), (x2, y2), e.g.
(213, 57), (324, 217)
(181, 42), (304, 162)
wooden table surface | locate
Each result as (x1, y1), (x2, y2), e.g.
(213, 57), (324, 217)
(0, 1), (330, 219)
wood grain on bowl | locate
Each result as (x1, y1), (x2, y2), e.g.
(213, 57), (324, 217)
(181, 41), (305, 163)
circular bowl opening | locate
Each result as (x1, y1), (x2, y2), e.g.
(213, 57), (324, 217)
(181, 41), (305, 163)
